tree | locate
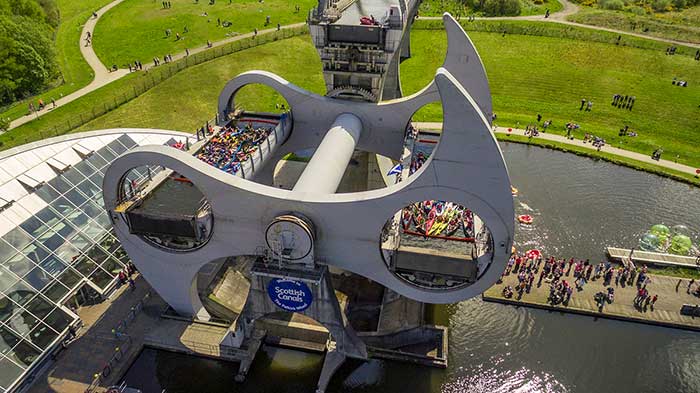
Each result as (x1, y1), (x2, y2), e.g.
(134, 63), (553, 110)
(482, 0), (521, 16)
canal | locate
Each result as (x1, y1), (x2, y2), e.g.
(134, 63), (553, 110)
(122, 142), (700, 393)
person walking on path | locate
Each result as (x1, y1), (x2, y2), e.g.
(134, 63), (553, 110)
(688, 279), (695, 294)
(676, 279), (682, 292)
(128, 277), (136, 291)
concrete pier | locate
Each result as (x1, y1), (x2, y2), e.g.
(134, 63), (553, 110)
(484, 271), (700, 331)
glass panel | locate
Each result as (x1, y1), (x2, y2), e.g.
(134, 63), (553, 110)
(0, 356), (25, 388)
(25, 296), (53, 320)
(0, 296), (17, 321)
(89, 268), (113, 290)
(19, 216), (49, 239)
(2, 229), (32, 251)
(50, 197), (77, 217)
(4, 253), (35, 277)
(101, 257), (122, 276)
(35, 230), (65, 252)
(57, 269), (81, 290)
(107, 139), (128, 155)
(76, 180), (101, 200)
(67, 233), (91, 253)
(47, 176), (72, 194)
(7, 340), (40, 367)
(39, 255), (66, 277)
(65, 211), (89, 232)
(98, 235), (119, 254)
(94, 213), (111, 230)
(5, 281), (37, 306)
(96, 147), (116, 162)
(0, 268), (17, 294)
(63, 189), (87, 209)
(0, 241), (15, 265)
(41, 282), (68, 303)
(82, 220), (106, 240)
(86, 246), (109, 265)
(7, 309), (38, 337)
(0, 326), (21, 355)
(54, 243), (80, 266)
(88, 170), (104, 187)
(72, 160), (95, 177)
(117, 134), (138, 149)
(27, 322), (58, 349)
(81, 201), (105, 221)
(44, 308), (72, 333)
(74, 257), (98, 277)
(52, 220), (78, 240)
(112, 247), (129, 264)
(22, 267), (52, 291)
(34, 184), (60, 202)
(35, 208), (61, 229)
(61, 168), (84, 187)
(86, 152), (108, 169)
(20, 244), (49, 264)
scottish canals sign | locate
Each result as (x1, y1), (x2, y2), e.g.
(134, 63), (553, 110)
(267, 278), (313, 312)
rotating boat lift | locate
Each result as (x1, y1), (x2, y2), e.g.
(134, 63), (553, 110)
(103, 12), (513, 393)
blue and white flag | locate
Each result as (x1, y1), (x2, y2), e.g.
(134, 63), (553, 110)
(387, 163), (403, 176)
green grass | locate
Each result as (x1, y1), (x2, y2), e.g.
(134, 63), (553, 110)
(74, 36), (324, 132)
(419, 0), (563, 17)
(0, 0), (114, 122)
(568, 6), (700, 44)
(93, 0), (316, 66)
(402, 24), (700, 168)
(648, 266), (700, 280)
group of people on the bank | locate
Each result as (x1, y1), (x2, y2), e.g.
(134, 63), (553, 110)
(499, 252), (662, 313)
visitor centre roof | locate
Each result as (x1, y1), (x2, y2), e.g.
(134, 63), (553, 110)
(0, 129), (194, 392)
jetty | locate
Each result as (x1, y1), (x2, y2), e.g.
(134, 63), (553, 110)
(606, 247), (699, 269)
(483, 271), (700, 332)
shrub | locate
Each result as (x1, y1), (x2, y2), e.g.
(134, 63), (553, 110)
(651, 0), (671, 11)
(672, 0), (686, 8)
(598, 0), (625, 9)
(0, 117), (10, 133)
(483, 0), (521, 16)
(629, 5), (646, 14)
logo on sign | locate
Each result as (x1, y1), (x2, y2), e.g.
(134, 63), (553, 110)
(267, 278), (313, 312)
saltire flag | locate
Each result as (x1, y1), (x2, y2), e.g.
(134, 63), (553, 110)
(387, 163), (402, 176)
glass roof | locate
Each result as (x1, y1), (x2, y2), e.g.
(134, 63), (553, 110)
(0, 130), (194, 392)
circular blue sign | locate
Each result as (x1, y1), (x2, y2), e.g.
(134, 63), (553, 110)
(267, 278), (313, 312)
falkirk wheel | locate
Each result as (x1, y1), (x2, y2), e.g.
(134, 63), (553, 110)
(102, 13), (513, 393)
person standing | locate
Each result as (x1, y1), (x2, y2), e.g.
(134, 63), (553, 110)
(580, 98), (586, 110)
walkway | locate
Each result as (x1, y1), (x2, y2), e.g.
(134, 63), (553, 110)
(413, 122), (700, 177)
(419, 0), (700, 49)
(483, 270), (700, 332)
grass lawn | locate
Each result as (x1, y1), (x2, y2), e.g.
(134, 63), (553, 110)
(401, 27), (700, 168)
(74, 36), (324, 132)
(93, 0), (316, 66)
(419, 0), (563, 17)
(568, 6), (700, 44)
(0, 0), (114, 122)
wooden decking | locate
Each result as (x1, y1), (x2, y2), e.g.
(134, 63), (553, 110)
(483, 270), (700, 332)
(607, 247), (700, 269)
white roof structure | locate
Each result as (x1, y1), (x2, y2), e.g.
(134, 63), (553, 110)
(0, 129), (195, 392)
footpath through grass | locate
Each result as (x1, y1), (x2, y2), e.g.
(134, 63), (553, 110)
(0, 0), (113, 122)
(403, 22), (700, 168)
(93, 0), (316, 67)
(419, 0), (563, 16)
(568, 6), (700, 45)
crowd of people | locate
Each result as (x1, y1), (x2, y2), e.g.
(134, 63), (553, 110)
(498, 251), (663, 313)
(611, 94), (635, 110)
(195, 122), (274, 175)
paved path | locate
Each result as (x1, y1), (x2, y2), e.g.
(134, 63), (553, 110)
(8, 0), (129, 130)
(484, 269), (700, 331)
(7, 0), (696, 132)
(419, 0), (700, 49)
(413, 122), (700, 177)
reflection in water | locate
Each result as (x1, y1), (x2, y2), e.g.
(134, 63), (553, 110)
(123, 143), (700, 393)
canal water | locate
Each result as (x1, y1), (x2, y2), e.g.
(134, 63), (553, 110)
(122, 142), (700, 393)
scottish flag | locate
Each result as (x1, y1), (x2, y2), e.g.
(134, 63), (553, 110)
(387, 163), (402, 176)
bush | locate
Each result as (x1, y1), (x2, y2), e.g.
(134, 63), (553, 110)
(629, 5), (646, 15)
(651, 0), (671, 11)
(672, 0), (686, 8)
(0, 117), (10, 133)
(598, 0), (625, 9)
(482, 0), (521, 16)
